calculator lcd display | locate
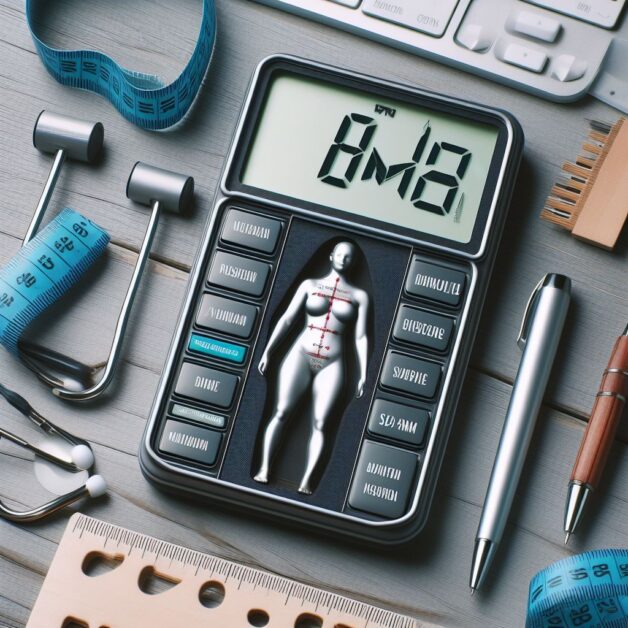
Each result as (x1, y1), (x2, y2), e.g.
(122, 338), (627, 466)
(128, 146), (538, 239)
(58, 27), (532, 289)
(242, 73), (500, 244)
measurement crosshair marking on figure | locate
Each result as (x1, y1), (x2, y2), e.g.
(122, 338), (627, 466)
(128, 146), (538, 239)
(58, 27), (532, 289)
(255, 241), (371, 494)
(307, 277), (353, 361)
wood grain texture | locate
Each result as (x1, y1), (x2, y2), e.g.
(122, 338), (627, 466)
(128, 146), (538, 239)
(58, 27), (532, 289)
(1, 373), (627, 627)
(571, 119), (628, 250)
(571, 336), (628, 485)
(0, 0), (626, 626)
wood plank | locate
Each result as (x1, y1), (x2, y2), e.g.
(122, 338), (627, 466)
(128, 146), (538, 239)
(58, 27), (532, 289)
(1, 373), (626, 626)
(0, 0), (626, 626)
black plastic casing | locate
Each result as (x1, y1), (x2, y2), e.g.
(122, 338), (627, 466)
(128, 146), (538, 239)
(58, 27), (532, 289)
(140, 55), (524, 544)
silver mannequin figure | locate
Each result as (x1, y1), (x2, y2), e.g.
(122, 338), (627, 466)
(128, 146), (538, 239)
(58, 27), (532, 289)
(254, 241), (370, 495)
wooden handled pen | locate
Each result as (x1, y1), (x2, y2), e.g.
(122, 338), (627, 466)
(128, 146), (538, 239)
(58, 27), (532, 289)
(563, 323), (628, 543)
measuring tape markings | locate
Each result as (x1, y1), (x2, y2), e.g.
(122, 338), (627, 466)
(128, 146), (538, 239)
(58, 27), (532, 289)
(526, 549), (628, 627)
(25, 0), (216, 130)
(0, 208), (110, 355)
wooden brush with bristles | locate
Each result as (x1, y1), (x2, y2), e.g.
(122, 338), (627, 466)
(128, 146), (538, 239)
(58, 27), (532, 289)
(541, 117), (628, 250)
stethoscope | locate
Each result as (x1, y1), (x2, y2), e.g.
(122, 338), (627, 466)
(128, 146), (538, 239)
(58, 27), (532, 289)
(0, 383), (106, 522)
(19, 112), (193, 402)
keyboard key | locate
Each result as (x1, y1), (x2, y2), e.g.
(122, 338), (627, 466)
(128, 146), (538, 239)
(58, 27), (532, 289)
(208, 251), (270, 297)
(159, 419), (222, 466)
(362, 0), (459, 38)
(456, 24), (494, 52)
(327, 0), (362, 6)
(381, 351), (441, 399)
(175, 362), (239, 408)
(188, 333), (247, 364)
(221, 209), (282, 254)
(512, 10), (561, 43)
(497, 42), (548, 73)
(405, 258), (466, 306)
(393, 305), (454, 352)
(348, 440), (419, 518)
(368, 399), (429, 446)
(522, 0), (625, 29)
(196, 294), (257, 339)
(551, 54), (588, 82)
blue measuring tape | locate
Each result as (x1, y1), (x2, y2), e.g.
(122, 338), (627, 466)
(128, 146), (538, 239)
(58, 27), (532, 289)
(527, 549), (628, 627)
(25, 0), (216, 130)
(0, 209), (110, 355)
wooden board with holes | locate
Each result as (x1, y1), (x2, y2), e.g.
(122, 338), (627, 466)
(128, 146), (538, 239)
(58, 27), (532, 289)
(26, 514), (420, 628)
(0, 1), (627, 627)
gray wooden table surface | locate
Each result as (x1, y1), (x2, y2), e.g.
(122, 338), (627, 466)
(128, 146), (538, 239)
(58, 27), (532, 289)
(0, 1), (626, 626)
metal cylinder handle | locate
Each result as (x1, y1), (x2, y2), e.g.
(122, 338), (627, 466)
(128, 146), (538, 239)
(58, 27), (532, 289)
(33, 110), (104, 164)
(126, 161), (194, 214)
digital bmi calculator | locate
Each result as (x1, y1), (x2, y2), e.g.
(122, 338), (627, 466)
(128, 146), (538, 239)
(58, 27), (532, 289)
(140, 56), (524, 543)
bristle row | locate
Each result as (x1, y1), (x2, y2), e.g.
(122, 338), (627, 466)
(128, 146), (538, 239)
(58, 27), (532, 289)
(541, 118), (621, 233)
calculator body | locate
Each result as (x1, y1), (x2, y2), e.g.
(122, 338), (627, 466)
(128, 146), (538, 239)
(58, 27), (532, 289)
(140, 55), (523, 543)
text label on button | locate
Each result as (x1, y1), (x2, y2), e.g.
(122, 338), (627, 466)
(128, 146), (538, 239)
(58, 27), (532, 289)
(196, 294), (257, 338)
(368, 399), (429, 446)
(159, 419), (222, 466)
(405, 258), (466, 306)
(381, 351), (442, 398)
(175, 362), (239, 408)
(348, 440), (419, 518)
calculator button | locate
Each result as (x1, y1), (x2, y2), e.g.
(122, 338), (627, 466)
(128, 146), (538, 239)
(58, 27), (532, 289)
(348, 440), (418, 518)
(393, 305), (454, 352)
(368, 400), (428, 447)
(405, 258), (465, 306)
(456, 24), (493, 52)
(362, 0), (459, 38)
(381, 351), (441, 399)
(188, 333), (247, 364)
(511, 11), (561, 43)
(196, 294), (257, 339)
(171, 403), (226, 429)
(175, 362), (239, 408)
(208, 251), (270, 297)
(220, 209), (282, 254)
(551, 54), (587, 82)
(159, 419), (222, 466)
(497, 42), (548, 73)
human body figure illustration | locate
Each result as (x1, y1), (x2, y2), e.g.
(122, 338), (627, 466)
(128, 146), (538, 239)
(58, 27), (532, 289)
(254, 241), (370, 494)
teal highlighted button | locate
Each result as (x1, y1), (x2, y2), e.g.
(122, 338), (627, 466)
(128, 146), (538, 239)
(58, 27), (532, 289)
(189, 333), (246, 363)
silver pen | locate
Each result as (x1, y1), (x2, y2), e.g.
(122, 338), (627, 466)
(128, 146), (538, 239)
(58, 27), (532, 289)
(469, 273), (571, 593)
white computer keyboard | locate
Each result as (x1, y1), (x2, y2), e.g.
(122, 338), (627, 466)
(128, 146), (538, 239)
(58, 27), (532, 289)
(249, 0), (628, 111)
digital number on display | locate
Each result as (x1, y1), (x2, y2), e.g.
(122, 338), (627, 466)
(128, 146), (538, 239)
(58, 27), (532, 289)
(318, 113), (470, 217)
(241, 73), (499, 244)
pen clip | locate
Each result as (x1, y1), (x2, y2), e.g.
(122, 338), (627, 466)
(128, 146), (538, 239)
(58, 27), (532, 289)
(517, 276), (546, 350)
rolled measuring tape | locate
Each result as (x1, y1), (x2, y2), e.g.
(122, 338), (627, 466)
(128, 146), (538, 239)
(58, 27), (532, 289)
(526, 549), (628, 627)
(0, 208), (110, 354)
(25, 0), (216, 130)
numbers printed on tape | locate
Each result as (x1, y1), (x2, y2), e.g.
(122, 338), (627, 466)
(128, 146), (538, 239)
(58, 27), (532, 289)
(0, 209), (109, 354)
(526, 549), (628, 628)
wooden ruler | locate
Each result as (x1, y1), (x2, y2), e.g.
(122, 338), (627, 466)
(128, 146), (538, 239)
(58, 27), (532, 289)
(27, 514), (420, 627)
